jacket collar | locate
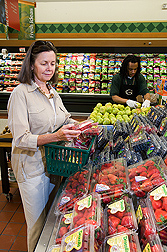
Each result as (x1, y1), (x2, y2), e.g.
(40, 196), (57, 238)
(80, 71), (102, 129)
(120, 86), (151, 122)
(27, 80), (59, 99)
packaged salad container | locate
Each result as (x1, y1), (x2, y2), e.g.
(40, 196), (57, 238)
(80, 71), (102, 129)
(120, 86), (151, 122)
(56, 166), (91, 213)
(128, 156), (167, 197)
(103, 231), (141, 252)
(60, 224), (103, 252)
(90, 158), (130, 205)
(104, 195), (138, 236)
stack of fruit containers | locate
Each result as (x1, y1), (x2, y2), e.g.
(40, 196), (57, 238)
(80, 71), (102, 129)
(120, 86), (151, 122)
(90, 158), (130, 207)
(55, 165), (92, 213)
(48, 146), (167, 251)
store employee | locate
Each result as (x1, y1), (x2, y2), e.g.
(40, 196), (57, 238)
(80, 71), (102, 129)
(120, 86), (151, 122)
(110, 54), (151, 108)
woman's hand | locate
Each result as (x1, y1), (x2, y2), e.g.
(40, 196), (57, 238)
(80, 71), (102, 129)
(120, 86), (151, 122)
(54, 124), (81, 142)
(37, 124), (81, 146)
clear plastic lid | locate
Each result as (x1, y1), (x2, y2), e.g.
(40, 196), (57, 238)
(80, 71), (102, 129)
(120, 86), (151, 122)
(140, 233), (164, 252)
(128, 156), (167, 198)
(60, 224), (103, 252)
(90, 158), (130, 202)
(54, 211), (73, 245)
(147, 182), (167, 231)
(104, 195), (138, 237)
(56, 166), (91, 213)
(103, 231), (141, 252)
(71, 192), (101, 229)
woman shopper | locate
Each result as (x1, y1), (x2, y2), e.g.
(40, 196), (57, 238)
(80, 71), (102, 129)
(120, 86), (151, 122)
(7, 40), (81, 252)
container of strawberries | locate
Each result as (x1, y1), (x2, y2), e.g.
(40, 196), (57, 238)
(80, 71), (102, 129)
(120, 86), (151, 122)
(54, 211), (73, 244)
(136, 198), (156, 241)
(90, 158), (130, 206)
(140, 233), (164, 252)
(103, 231), (141, 252)
(104, 195), (138, 237)
(60, 224), (103, 252)
(128, 156), (167, 197)
(56, 166), (91, 213)
(71, 192), (102, 230)
(147, 182), (167, 232)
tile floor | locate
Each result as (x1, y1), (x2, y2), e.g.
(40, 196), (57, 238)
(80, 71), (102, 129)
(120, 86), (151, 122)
(0, 180), (27, 252)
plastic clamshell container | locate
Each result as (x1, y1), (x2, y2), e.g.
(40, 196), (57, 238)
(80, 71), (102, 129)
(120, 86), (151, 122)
(104, 195), (138, 237)
(71, 192), (101, 229)
(140, 233), (164, 252)
(103, 231), (141, 252)
(56, 165), (91, 213)
(128, 156), (167, 197)
(136, 198), (156, 240)
(90, 158), (130, 201)
(54, 211), (73, 245)
(146, 182), (167, 231)
(130, 132), (149, 152)
(48, 244), (61, 252)
(60, 224), (103, 252)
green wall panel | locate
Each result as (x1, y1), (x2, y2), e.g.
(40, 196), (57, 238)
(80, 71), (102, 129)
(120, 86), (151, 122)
(0, 22), (167, 34)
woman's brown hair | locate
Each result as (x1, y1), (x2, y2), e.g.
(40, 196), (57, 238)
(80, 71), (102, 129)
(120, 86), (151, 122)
(17, 40), (58, 84)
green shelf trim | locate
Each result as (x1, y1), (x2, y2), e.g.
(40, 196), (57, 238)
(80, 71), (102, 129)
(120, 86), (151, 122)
(0, 22), (167, 34)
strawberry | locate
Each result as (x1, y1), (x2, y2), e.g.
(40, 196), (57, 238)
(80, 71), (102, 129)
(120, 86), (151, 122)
(129, 242), (137, 251)
(114, 211), (124, 219)
(121, 215), (133, 229)
(140, 172), (148, 177)
(150, 173), (161, 181)
(151, 244), (163, 252)
(152, 177), (165, 186)
(142, 207), (150, 218)
(76, 217), (86, 226)
(117, 225), (129, 233)
(140, 180), (153, 192)
(147, 169), (160, 178)
(59, 226), (67, 237)
(108, 225), (117, 235)
(143, 220), (156, 238)
(162, 197), (167, 212)
(152, 199), (162, 210)
(154, 208), (167, 223)
(108, 216), (120, 228)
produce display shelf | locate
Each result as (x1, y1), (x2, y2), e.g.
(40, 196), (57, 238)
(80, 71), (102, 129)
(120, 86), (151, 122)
(34, 179), (65, 252)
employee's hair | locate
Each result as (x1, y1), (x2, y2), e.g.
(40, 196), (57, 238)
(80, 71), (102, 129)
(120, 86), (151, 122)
(17, 40), (58, 84)
(120, 54), (141, 86)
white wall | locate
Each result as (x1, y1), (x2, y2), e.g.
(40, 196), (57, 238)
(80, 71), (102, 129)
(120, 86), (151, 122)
(35, 0), (167, 23)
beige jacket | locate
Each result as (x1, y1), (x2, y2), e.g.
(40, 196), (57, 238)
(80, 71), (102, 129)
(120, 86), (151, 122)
(7, 82), (73, 182)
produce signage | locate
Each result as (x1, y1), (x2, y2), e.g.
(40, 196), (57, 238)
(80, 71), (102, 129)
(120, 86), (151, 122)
(0, 0), (20, 31)
(18, 1), (35, 40)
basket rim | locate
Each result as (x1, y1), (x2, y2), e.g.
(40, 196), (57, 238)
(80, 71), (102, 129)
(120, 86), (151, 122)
(44, 135), (95, 153)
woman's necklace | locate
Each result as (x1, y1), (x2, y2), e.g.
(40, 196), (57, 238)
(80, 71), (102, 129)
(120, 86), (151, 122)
(37, 82), (54, 99)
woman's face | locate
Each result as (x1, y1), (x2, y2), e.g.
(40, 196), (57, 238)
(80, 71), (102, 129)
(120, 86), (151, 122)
(32, 50), (56, 84)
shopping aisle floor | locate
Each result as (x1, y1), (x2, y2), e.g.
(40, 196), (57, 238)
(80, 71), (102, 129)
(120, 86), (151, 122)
(0, 180), (27, 252)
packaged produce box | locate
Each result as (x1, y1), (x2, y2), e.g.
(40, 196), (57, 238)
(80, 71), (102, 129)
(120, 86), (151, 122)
(56, 166), (92, 213)
(127, 156), (167, 197)
(104, 195), (138, 236)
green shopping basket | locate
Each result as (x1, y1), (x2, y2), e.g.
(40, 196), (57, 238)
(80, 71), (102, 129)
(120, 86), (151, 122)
(44, 136), (95, 177)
